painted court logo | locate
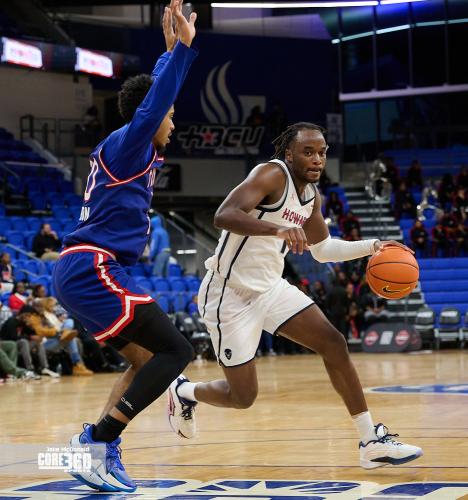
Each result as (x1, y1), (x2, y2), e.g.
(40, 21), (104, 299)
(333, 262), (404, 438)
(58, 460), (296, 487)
(367, 383), (468, 395)
(2, 479), (468, 499)
(37, 446), (91, 473)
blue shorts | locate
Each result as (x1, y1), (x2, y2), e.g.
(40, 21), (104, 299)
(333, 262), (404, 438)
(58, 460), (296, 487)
(53, 244), (153, 343)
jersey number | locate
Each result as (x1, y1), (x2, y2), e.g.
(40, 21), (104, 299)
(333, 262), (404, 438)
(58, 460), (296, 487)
(84, 158), (99, 202)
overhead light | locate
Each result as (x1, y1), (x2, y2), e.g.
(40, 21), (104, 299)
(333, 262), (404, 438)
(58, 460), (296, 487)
(376, 23), (410, 34)
(211, 2), (379, 8)
(177, 249), (197, 255)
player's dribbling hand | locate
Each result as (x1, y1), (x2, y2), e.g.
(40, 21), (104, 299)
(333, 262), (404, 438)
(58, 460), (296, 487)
(276, 226), (309, 255)
(171, 0), (197, 47)
(374, 240), (415, 254)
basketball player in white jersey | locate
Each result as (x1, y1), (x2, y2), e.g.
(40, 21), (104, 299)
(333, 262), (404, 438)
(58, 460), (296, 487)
(167, 122), (423, 469)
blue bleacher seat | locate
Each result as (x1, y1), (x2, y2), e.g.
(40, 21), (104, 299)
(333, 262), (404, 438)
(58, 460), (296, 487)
(31, 275), (51, 294)
(168, 263), (182, 277)
(151, 277), (170, 292)
(26, 217), (41, 231)
(186, 278), (201, 292)
(154, 294), (170, 313)
(172, 293), (188, 312)
(9, 217), (28, 231)
(5, 230), (24, 247)
(23, 260), (41, 276)
(29, 195), (47, 210)
(134, 277), (153, 292)
(169, 278), (187, 292)
(0, 217), (12, 233)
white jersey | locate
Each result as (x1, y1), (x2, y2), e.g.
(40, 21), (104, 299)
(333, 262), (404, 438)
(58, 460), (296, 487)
(205, 159), (317, 292)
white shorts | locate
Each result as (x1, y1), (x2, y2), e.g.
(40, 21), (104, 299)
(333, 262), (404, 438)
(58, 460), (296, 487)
(198, 272), (314, 366)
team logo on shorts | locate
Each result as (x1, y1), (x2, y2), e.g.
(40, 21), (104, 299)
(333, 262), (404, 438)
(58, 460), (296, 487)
(224, 348), (232, 360)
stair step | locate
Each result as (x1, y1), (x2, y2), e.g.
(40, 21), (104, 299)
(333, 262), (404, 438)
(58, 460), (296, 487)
(359, 217), (395, 223)
(348, 199), (391, 207)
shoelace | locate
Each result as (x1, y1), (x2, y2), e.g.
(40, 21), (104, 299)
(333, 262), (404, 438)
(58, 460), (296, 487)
(180, 401), (195, 421)
(377, 426), (402, 446)
(106, 441), (124, 471)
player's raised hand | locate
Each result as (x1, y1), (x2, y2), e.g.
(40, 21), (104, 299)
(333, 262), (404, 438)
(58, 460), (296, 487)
(277, 226), (309, 255)
(162, 2), (177, 52)
(171, 0), (197, 48)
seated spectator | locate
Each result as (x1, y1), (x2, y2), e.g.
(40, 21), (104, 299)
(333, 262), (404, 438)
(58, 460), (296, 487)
(326, 192), (344, 221)
(0, 252), (15, 294)
(318, 170), (332, 195)
(451, 223), (468, 257)
(311, 280), (327, 313)
(0, 340), (38, 380)
(344, 228), (361, 242)
(32, 223), (61, 261)
(440, 211), (458, 236)
(150, 215), (171, 277)
(432, 222), (449, 257)
(39, 298), (93, 376)
(410, 220), (429, 256)
(348, 302), (364, 340)
(452, 188), (468, 221)
(456, 165), (468, 190)
(438, 173), (456, 208)
(0, 306), (55, 378)
(364, 295), (389, 327)
(187, 294), (198, 315)
(325, 278), (348, 336)
(406, 160), (423, 189)
(32, 284), (48, 299)
(8, 281), (31, 313)
(383, 156), (400, 190)
(0, 301), (12, 327)
(340, 211), (361, 238)
(394, 181), (416, 219)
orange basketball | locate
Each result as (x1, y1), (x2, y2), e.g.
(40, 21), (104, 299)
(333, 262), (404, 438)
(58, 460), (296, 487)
(366, 245), (419, 299)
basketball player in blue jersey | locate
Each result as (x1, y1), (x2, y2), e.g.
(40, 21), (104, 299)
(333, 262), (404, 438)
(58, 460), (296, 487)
(168, 123), (423, 469)
(52, 1), (198, 492)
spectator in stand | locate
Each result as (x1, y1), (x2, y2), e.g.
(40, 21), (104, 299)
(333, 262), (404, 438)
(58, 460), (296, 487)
(406, 160), (423, 189)
(451, 223), (468, 257)
(150, 215), (171, 277)
(325, 191), (344, 221)
(441, 211), (458, 237)
(245, 105), (265, 128)
(32, 223), (61, 261)
(432, 221), (449, 257)
(364, 295), (389, 327)
(8, 282), (31, 313)
(312, 280), (328, 314)
(0, 253), (15, 294)
(0, 340), (38, 380)
(452, 188), (468, 221)
(438, 173), (456, 209)
(187, 294), (198, 315)
(348, 302), (364, 340)
(341, 211), (361, 238)
(325, 278), (349, 336)
(410, 220), (429, 257)
(456, 165), (468, 190)
(394, 181), (416, 220)
(344, 227), (361, 242)
(383, 156), (400, 190)
(0, 306), (52, 378)
(0, 301), (12, 327)
(266, 102), (287, 140)
(40, 298), (93, 376)
(32, 284), (48, 299)
(349, 270), (362, 291)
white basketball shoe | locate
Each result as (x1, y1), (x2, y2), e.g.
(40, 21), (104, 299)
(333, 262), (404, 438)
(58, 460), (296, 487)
(360, 423), (423, 469)
(167, 375), (197, 439)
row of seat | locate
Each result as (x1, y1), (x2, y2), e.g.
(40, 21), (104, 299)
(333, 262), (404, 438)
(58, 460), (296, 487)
(415, 306), (467, 349)
(0, 216), (77, 233)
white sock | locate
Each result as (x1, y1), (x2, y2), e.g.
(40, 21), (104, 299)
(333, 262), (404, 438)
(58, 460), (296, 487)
(352, 411), (377, 443)
(177, 381), (198, 402)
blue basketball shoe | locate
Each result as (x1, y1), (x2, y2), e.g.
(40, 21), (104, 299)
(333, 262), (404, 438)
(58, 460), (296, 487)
(69, 423), (136, 492)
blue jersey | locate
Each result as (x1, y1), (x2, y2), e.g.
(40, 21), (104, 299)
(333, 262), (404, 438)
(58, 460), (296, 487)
(64, 42), (197, 266)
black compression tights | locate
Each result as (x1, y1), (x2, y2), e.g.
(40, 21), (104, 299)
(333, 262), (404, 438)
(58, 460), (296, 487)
(107, 302), (194, 420)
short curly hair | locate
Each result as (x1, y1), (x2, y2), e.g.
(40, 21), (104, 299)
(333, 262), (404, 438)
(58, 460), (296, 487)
(118, 74), (153, 123)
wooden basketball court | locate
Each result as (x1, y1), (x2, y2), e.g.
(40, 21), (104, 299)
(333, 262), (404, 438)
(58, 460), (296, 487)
(1, 350), (467, 499)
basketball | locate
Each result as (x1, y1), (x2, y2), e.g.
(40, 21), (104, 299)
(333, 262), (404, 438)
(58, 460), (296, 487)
(366, 245), (419, 299)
